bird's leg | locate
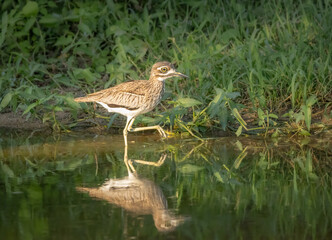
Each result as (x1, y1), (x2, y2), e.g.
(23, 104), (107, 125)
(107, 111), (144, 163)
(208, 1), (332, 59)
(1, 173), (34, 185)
(127, 118), (167, 138)
(123, 117), (135, 146)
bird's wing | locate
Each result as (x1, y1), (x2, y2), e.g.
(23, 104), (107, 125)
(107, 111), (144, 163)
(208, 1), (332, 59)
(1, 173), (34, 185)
(75, 81), (148, 110)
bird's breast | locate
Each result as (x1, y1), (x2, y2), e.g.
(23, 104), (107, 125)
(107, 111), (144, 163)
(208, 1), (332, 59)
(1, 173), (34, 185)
(141, 81), (165, 112)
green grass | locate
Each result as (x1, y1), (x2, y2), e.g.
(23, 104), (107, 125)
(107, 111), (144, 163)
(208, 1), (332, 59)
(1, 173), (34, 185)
(0, 0), (331, 135)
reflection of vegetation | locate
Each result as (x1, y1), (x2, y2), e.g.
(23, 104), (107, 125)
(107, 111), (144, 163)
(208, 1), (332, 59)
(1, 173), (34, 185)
(170, 139), (332, 239)
(0, 134), (331, 239)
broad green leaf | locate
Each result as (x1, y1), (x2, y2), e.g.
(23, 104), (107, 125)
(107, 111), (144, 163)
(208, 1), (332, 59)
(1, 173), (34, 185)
(23, 17), (36, 33)
(300, 129), (311, 136)
(257, 108), (264, 119)
(53, 106), (63, 112)
(23, 102), (39, 115)
(235, 126), (242, 136)
(269, 113), (278, 119)
(212, 88), (224, 104)
(21, 1), (39, 16)
(40, 14), (61, 25)
(177, 98), (202, 108)
(55, 36), (73, 46)
(220, 28), (238, 43)
(301, 105), (311, 130)
(306, 95), (317, 107)
(73, 68), (96, 82)
(0, 92), (12, 109)
(78, 23), (92, 35)
(294, 112), (304, 123)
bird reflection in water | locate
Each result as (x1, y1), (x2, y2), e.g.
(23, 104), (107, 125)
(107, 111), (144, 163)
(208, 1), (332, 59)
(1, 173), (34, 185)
(77, 145), (187, 232)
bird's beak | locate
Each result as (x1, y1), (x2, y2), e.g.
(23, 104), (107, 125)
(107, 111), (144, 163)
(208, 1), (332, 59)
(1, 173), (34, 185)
(174, 72), (189, 78)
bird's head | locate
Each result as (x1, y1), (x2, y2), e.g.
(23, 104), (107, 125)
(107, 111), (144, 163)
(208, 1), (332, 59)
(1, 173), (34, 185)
(150, 61), (188, 81)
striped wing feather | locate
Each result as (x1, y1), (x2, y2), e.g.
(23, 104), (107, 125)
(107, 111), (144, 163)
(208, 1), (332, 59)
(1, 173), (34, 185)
(75, 80), (149, 109)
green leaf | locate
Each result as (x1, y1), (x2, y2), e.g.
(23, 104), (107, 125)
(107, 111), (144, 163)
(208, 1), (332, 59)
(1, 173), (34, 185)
(40, 14), (62, 25)
(211, 88), (224, 104)
(257, 108), (265, 119)
(55, 36), (73, 46)
(73, 68), (96, 82)
(176, 98), (202, 108)
(235, 126), (242, 136)
(294, 112), (304, 123)
(301, 105), (311, 130)
(220, 28), (238, 43)
(300, 129), (311, 136)
(0, 92), (12, 110)
(21, 1), (39, 16)
(53, 106), (63, 112)
(23, 17), (36, 33)
(78, 23), (92, 35)
(23, 102), (39, 115)
(269, 113), (278, 119)
(306, 95), (317, 107)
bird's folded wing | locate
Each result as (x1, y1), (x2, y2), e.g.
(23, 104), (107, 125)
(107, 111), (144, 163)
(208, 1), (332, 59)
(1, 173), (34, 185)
(100, 90), (145, 109)
(74, 80), (148, 109)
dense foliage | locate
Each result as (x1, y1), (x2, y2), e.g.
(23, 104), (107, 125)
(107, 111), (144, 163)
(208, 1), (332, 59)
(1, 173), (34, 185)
(0, 0), (331, 135)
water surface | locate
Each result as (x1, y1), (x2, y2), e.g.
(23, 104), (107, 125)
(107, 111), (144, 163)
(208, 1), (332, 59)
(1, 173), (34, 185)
(0, 132), (331, 239)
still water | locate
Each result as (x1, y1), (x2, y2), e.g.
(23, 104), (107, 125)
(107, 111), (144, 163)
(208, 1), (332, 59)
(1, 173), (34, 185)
(0, 132), (331, 239)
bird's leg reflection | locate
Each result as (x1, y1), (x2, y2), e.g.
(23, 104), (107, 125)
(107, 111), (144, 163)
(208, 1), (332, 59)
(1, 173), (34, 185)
(77, 145), (188, 232)
(123, 145), (167, 174)
(123, 144), (137, 175)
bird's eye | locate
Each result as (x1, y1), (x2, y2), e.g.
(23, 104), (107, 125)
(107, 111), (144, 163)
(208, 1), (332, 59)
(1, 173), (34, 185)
(160, 67), (168, 73)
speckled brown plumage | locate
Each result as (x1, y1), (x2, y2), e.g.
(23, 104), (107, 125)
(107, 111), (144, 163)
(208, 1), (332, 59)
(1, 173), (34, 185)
(75, 79), (165, 114)
(74, 61), (188, 145)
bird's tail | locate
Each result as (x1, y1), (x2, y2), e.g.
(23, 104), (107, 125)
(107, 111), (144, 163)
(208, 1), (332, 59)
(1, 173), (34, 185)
(74, 96), (92, 103)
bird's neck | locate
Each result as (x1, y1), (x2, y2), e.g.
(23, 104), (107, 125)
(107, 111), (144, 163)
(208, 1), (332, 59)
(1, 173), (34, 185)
(149, 77), (165, 96)
(149, 74), (166, 82)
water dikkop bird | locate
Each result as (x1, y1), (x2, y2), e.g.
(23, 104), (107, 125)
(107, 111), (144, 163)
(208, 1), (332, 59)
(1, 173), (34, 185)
(74, 61), (188, 145)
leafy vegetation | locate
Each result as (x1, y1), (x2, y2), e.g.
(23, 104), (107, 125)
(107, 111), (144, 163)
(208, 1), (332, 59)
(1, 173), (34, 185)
(0, 0), (331, 136)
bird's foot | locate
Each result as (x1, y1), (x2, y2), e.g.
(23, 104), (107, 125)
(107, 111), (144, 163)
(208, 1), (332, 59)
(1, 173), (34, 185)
(157, 126), (168, 138)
